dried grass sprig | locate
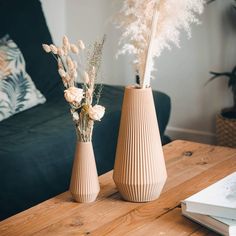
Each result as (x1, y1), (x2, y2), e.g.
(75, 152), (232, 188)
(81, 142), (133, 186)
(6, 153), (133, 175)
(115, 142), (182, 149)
(87, 36), (106, 84)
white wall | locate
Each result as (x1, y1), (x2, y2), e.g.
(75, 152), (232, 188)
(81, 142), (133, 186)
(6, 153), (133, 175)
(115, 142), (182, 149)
(160, 0), (236, 143)
(41, 0), (66, 45)
(66, 0), (132, 86)
(43, 0), (236, 144)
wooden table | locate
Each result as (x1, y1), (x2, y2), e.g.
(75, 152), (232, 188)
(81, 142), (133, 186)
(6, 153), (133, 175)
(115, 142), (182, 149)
(1, 140), (236, 236)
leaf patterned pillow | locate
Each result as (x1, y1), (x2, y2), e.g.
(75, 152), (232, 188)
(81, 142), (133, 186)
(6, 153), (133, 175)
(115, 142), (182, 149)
(0, 35), (46, 121)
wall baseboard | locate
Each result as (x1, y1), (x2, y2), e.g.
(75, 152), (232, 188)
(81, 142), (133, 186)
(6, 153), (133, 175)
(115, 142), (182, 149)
(166, 126), (216, 145)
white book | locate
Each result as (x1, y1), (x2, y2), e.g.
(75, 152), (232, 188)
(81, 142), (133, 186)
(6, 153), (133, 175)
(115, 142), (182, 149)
(185, 172), (236, 220)
(182, 202), (236, 236)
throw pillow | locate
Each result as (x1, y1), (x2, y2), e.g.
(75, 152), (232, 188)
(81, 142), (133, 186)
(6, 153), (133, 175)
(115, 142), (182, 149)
(0, 35), (46, 121)
(0, 0), (61, 99)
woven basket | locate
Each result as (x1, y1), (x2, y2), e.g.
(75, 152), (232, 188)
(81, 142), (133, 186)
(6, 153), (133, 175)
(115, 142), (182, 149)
(216, 113), (236, 148)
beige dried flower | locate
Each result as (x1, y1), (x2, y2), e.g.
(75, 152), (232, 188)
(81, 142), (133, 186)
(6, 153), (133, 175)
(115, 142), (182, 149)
(87, 105), (105, 121)
(50, 44), (58, 54)
(65, 74), (71, 82)
(58, 58), (63, 69)
(42, 44), (51, 53)
(117, 0), (205, 88)
(66, 56), (74, 70)
(42, 35), (106, 142)
(70, 44), (79, 54)
(64, 87), (84, 104)
(58, 68), (66, 78)
(62, 45), (68, 56)
(57, 48), (65, 57)
(63, 36), (69, 47)
(78, 40), (85, 50)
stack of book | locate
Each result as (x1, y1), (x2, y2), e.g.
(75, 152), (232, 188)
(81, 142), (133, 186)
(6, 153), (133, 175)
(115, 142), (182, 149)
(182, 172), (236, 236)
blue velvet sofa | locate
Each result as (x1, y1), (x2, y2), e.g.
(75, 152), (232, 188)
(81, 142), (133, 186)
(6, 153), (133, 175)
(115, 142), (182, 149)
(0, 0), (171, 220)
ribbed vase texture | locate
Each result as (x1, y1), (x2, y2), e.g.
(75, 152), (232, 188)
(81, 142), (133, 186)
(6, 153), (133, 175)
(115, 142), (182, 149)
(113, 86), (167, 202)
(69, 142), (100, 203)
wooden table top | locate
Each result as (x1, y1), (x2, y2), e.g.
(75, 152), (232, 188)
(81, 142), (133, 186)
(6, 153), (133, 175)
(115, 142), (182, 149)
(1, 140), (236, 236)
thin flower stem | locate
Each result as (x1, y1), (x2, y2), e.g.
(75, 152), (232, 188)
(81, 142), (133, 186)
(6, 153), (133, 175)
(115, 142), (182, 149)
(50, 52), (58, 62)
(58, 55), (67, 72)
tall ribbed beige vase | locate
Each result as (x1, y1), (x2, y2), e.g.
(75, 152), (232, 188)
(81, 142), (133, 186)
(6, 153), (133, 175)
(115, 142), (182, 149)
(113, 86), (167, 202)
(69, 141), (100, 203)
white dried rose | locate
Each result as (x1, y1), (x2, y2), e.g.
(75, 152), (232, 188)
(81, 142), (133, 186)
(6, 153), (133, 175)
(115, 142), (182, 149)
(58, 68), (66, 78)
(70, 44), (79, 54)
(88, 105), (105, 121)
(42, 44), (51, 53)
(64, 87), (84, 104)
(83, 71), (90, 84)
(50, 44), (58, 54)
(78, 40), (85, 50)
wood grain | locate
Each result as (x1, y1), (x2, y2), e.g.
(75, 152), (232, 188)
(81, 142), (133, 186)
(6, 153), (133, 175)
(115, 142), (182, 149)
(90, 156), (236, 236)
(0, 172), (117, 236)
(124, 207), (205, 236)
(0, 140), (235, 236)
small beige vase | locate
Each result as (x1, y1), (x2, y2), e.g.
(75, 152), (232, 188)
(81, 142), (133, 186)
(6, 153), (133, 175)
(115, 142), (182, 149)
(69, 141), (100, 203)
(113, 86), (167, 202)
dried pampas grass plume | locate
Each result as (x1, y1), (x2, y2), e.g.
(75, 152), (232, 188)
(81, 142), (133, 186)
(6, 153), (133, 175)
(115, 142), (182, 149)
(116, 0), (205, 88)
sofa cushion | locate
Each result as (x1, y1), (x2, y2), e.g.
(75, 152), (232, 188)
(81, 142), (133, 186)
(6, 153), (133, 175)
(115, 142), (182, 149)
(0, 0), (61, 99)
(0, 35), (46, 121)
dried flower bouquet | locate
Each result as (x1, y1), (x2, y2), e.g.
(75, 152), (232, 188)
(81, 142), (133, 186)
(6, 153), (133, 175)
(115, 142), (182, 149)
(42, 36), (106, 142)
(116, 0), (205, 88)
